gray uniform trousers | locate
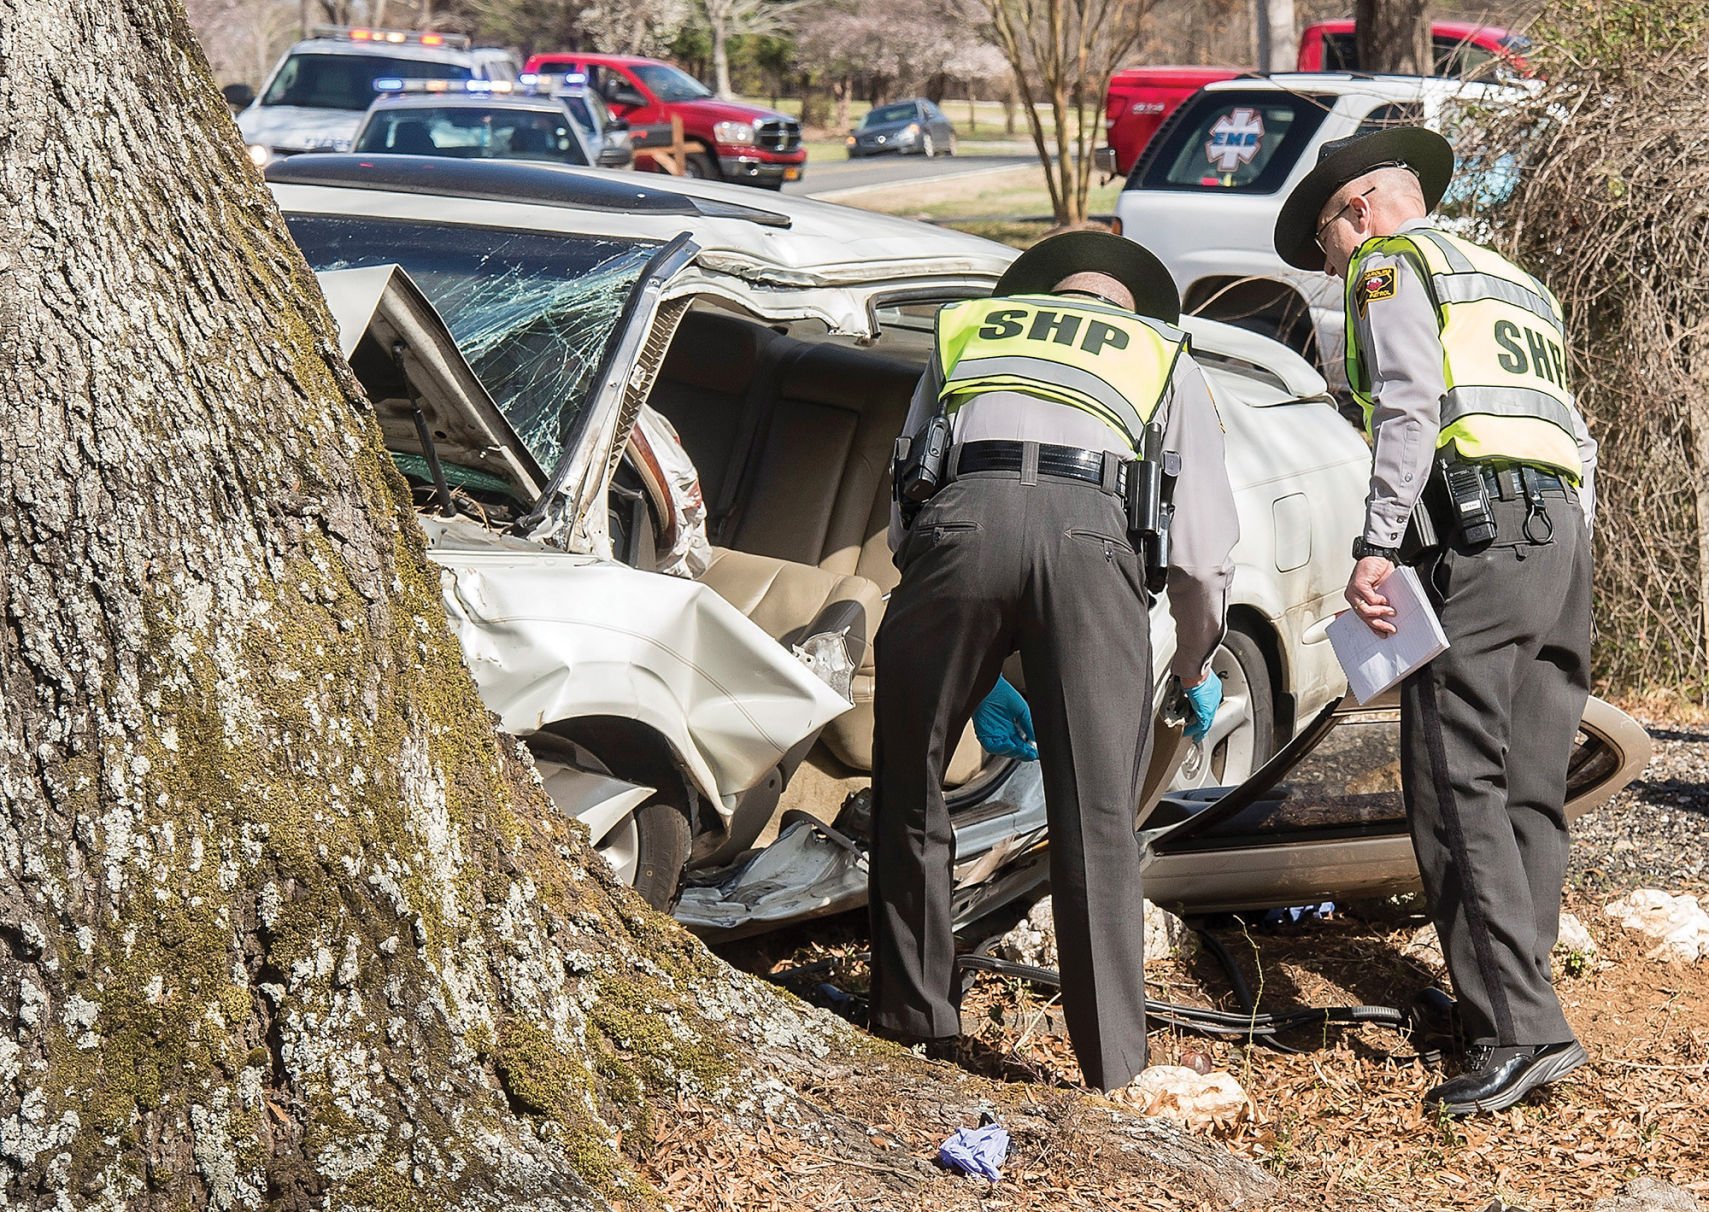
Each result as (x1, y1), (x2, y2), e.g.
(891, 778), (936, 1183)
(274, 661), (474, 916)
(869, 469), (1153, 1091)
(1401, 487), (1592, 1047)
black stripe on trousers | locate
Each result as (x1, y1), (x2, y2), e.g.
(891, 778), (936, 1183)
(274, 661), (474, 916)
(1418, 670), (1516, 1042)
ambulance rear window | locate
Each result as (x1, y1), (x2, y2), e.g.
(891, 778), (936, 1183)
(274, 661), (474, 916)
(1139, 91), (1332, 193)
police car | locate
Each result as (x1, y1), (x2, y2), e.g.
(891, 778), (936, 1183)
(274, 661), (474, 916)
(1112, 73), (1531, 387)
(267, 156), (1648, 930)
(238, 26), (521, 168)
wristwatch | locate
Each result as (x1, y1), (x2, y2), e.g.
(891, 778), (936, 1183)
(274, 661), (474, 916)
(1352, 537), (1401, 563)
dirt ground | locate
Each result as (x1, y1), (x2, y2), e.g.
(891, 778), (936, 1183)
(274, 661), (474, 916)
(678, 708), (1709, 1212)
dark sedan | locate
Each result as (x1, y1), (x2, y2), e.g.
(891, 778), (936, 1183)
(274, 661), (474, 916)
(846, 99), (956, 158)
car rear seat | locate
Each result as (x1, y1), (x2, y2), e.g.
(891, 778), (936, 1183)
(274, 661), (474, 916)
(650, 311), (983, 782)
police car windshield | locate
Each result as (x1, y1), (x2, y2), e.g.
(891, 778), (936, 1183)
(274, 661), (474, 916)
(261, 53), (473, 110)
(630, 63), (713, 101)
(1137, 91), (1333, 193)
(354, 106), (589, 165)
(285, 215), (656, 472)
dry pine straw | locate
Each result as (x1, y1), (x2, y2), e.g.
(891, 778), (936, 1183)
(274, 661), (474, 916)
(649, 891), (1709, 1212)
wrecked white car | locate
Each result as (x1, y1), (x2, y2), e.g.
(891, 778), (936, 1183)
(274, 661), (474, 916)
(274, 156), (1650, 934)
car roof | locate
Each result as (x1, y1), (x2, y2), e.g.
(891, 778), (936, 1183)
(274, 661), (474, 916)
(1202, 71), (1517, 99)
(531, 52), (667, 69)
(283, 38), (483, 64)
(267, 154), (1012, 282)
(366, 94), (569, 113)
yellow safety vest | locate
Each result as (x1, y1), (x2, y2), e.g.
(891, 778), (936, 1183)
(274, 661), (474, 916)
(934, 294), (1187, 452)
(1345, 227), (1583, 480)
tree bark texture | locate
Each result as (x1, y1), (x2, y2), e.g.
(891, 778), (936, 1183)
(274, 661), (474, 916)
(1354, 0), (1429, 75)
(0, 2), (1281, 1208)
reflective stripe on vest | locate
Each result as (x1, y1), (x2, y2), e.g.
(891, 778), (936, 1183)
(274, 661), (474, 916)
(1344, 227), (1584, 480)
(934, 294), (1186, 450)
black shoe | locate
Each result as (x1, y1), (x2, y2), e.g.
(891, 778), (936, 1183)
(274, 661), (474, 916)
(869, 1024), (961, 1061)
(1423, 1040), (1589, 1115)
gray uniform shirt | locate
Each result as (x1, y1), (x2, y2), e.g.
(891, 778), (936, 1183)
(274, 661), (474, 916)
(890, 338), (1239, 683)
(1353, 218), (1598, 547)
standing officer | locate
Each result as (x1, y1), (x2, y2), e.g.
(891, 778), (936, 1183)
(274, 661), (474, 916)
(868, 231), (1237, 1093)
(1275, 128), (1599, 1115)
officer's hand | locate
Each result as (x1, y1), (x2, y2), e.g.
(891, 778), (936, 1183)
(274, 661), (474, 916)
(1345, 557), (1398, 636)
(1183, 673), (1222, 744)
(972, 675), (1038, 762)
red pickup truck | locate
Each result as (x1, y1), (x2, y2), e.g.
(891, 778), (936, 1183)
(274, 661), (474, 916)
(523, 52), (805, 189)
(1099, 22), (1528, 177)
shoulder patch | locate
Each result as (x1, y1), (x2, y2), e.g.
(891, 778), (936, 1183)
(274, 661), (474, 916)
(1356, 265), (1397, 316)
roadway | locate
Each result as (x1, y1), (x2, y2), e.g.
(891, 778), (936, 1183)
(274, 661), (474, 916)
(783, 151), (1036, 200)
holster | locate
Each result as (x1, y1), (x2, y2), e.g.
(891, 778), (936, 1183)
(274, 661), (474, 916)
(1123, 421), (1178, 594)
(892, 413), (951, 526)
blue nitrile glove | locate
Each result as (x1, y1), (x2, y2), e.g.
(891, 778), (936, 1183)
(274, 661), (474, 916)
(972, 675), (1038, 761)
(1183, 673), (1223, 744)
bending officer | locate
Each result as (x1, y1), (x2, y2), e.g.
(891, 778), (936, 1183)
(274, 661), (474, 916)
(868, 231), (1237, 1092)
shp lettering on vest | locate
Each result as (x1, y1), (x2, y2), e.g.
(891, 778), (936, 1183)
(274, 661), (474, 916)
(935, 294), (1186, 451)
(1345, 227), (1584, 480)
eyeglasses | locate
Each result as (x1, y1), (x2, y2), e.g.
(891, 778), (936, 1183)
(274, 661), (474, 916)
(1314, 186), (1378, 249)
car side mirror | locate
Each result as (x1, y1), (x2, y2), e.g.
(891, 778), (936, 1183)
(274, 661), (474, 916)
(1093, 146), (1118, 178)
(605, 82), (645, 108)
(223, 82), (256, 110)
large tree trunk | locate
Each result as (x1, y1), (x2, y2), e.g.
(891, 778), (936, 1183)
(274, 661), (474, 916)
(0, 1), (1281, 1207)
(1355, 0), (1430, 74)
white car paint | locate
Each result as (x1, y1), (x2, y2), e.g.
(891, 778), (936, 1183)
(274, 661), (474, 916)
(1114, 73), (1529, 385)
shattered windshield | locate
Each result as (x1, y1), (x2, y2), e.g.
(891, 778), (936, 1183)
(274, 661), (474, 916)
(285, 215), (656, 471)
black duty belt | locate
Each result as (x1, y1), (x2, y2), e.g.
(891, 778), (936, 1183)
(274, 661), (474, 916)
(954, 440), (1130, 495)
(1475, 463), (1571, 501)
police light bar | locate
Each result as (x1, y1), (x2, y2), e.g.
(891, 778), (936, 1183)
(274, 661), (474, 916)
(312, 25), (472, 50)
(372, 78), (524, 95)
(517, 71), (590, 95)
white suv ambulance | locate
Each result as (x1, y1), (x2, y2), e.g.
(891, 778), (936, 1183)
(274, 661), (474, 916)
(1112, 73), (1529, 388)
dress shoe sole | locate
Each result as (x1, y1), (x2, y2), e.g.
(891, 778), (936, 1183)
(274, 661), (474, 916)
(1433, 1042), (1589, 1116)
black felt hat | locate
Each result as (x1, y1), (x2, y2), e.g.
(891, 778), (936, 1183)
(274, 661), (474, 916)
(994, 229), (1181, 323)
(1273, 126), (1455, 272)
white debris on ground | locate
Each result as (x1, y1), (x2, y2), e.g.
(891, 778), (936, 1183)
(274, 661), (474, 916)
(1591, 1176), (1703, 1212)
(1557, 911), (1598, 958)
(1403, 922), (1446, 971)
(994, 897), (1191, 969)
(1108, 1065), (1255, 1130)
(1602, 889), (1709, 962)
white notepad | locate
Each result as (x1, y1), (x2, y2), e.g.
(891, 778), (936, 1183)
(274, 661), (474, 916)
(1326, 565), (1450, 704)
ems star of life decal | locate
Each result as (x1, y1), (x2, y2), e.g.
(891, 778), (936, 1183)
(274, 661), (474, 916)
(1205, 108), (1265, 174)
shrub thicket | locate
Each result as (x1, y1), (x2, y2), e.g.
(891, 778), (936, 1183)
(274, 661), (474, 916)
(1463, 1), (1709, 695)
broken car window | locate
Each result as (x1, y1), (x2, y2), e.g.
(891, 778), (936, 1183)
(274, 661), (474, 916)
(287, 215), (657, 472)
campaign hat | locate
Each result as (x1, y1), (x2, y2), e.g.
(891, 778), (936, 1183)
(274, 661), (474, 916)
(993, 229), (1180, 323)
(1273, 126), (1454, 271)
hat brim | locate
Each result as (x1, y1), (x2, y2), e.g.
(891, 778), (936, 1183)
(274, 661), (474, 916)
(1273, 127), (1455, 272)
(994, 230), (1181, 323)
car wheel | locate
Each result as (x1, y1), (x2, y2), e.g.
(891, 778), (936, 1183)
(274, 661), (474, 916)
(1171, 626), (1277, 791)
(683, 152), (717, 180)
(533, 751), (692, 909)
(922, 132), (937, 158)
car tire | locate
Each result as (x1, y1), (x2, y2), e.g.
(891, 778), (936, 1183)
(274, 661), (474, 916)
(1171, 625), (1277, 791)
(532, 747), (693, 910)
(922, 132), (937, 158)
(683, 152), (717, 180)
